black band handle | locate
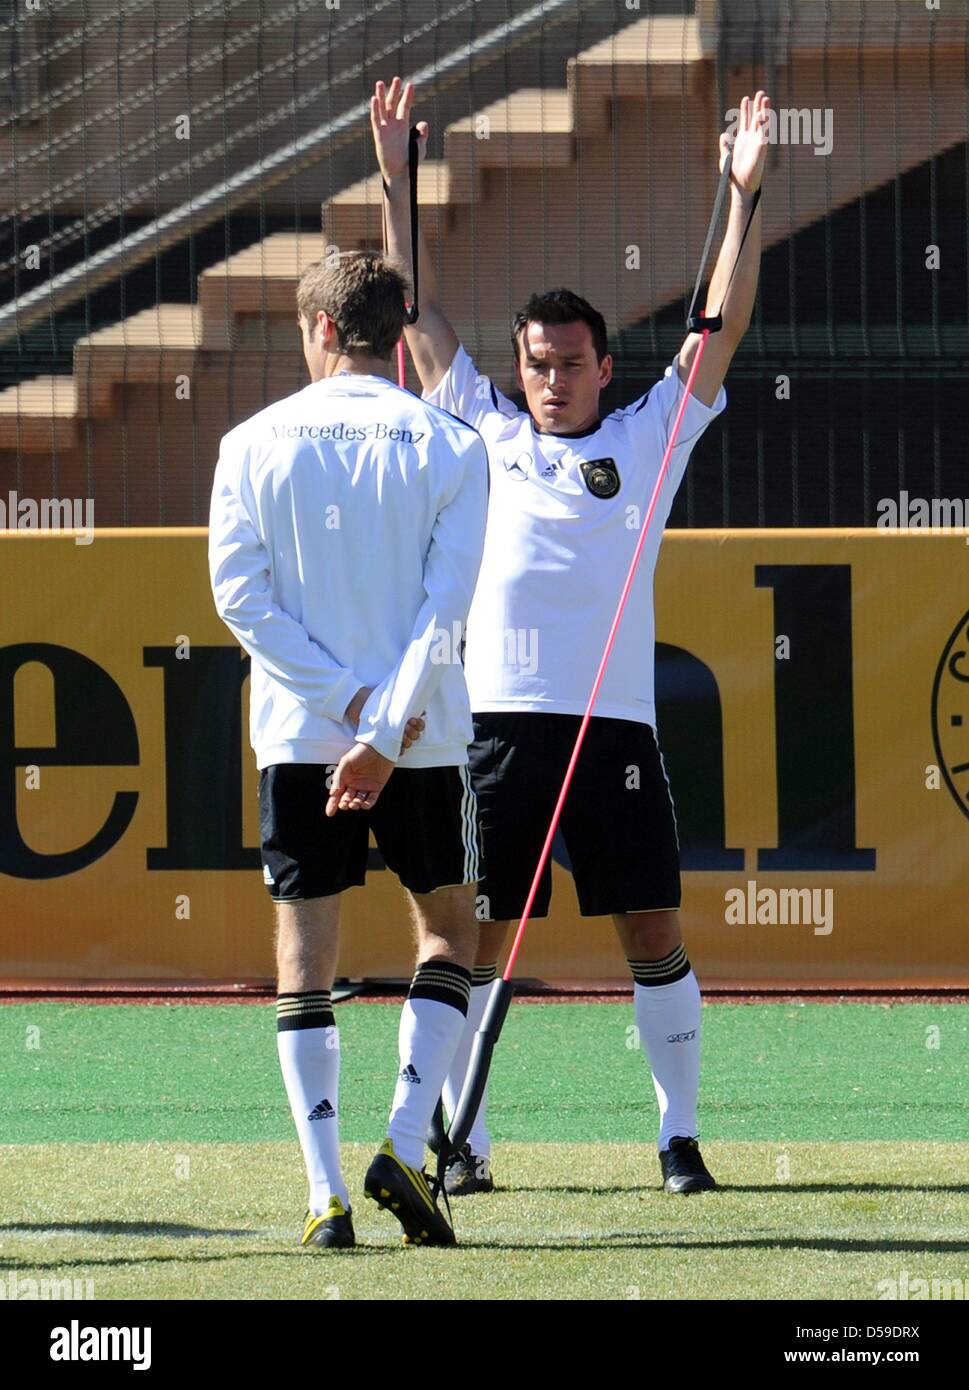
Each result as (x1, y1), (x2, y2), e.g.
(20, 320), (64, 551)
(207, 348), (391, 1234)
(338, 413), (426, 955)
(686, 149), (762, 335)
(428, 976), (514, 1194)
(403, 125), (420, 325)
(445, 977), (514, 1156)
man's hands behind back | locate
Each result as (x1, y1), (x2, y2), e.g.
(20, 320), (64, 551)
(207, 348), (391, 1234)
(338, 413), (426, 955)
(331, 685), (426, 815)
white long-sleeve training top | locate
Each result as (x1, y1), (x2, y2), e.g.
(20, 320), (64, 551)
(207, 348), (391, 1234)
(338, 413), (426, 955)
(208, 370), (489, 770)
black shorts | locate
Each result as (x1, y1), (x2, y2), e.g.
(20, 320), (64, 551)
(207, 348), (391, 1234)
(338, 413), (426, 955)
(468, 712), (680, 920)
(259, 762), (481, 901)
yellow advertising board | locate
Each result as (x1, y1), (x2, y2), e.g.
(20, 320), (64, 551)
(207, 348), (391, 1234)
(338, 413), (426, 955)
(1, 527), (967, 987)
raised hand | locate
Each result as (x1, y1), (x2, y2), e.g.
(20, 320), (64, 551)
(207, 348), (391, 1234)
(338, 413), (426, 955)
(720, 91), (770, 196)
(371, 77), (429, 184)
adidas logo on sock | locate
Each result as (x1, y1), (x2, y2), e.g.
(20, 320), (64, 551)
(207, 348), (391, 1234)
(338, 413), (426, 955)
(307, 1098), (336, 1121)
(398, 1063), (421, 1085)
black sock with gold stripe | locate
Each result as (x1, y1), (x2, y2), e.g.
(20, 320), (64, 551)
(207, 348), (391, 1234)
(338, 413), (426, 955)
(276, 990), (336, 1031)
(627, 945), (691, 987)
(407, 959), (472, 1016)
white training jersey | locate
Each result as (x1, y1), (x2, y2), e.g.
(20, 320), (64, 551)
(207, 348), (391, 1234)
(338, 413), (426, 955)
(209, 371), (489, 771)
(422, 345), (726, 727)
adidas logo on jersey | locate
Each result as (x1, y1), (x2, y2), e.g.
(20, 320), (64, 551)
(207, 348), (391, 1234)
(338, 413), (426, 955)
(308, 1098), (336, 1121)
(262, 865), (274, 885)
(398, 1063), (421, 1085)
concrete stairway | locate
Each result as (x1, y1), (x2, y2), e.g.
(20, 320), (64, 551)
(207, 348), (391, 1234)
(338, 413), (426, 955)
(0, 0), (962, 525)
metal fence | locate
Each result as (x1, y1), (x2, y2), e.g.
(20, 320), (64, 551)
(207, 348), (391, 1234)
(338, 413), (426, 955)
(0, 0), (964, 527)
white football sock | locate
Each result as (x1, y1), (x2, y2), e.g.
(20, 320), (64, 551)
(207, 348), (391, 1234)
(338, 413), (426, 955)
(276, 991), (348, 1214)
(442, 966), (495, 1158)
(630, 951), (702, 1150)
(387, 960), (471, 1169)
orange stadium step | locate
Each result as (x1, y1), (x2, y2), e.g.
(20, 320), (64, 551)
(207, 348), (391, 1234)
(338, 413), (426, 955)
(443, 89), (575, 202)
(199, 231), (352, 351)
(569, 13), (708, 132)
(0, 375), (77, 452)
(324, 159), (454, 248)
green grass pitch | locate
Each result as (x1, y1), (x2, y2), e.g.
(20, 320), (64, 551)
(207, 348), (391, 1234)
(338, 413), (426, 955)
(1, 1001), (968, 1300)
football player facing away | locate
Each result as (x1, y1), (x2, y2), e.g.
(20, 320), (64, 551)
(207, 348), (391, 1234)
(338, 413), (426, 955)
(209, 251), (488, 1246)
(374, 77), (769, 1195)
